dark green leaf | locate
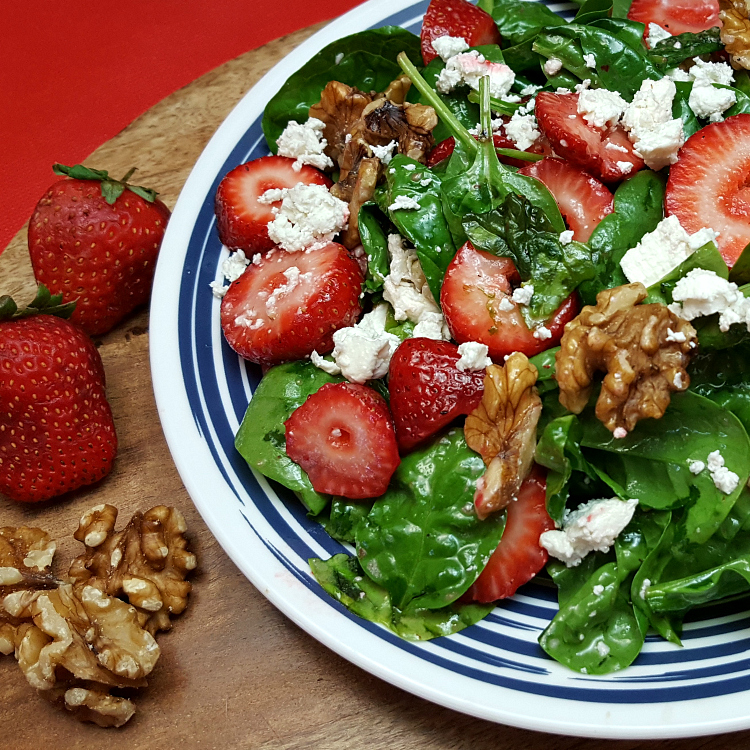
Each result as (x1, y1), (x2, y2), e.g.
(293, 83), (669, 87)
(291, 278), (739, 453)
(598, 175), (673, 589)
(358, 204), (391, 293)
(729, 242), (750, 284)
(490, 0), (566, 47)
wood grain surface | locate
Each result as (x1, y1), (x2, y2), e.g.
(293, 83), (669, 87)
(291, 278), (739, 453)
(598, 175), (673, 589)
(0, 23), (748, 750)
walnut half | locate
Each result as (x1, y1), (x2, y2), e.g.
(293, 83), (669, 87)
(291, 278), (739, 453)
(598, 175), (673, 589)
(720, 0), (750, 70)
(465, 353), (542, 519)
(556, 283), (697, 433)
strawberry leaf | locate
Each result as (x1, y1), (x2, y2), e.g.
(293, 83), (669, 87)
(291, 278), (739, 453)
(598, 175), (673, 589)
(100, 180), (126, 204)
(0, 284), (76, 322)
(52, 163), (159, 204)
(53, 163), (110, 181)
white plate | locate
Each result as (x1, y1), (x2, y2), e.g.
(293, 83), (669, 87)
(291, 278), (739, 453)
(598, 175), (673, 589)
(150, 0), (750, 738)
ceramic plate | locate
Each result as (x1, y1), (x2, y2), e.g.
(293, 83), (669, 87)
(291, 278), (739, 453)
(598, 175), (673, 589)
(150, 0), (750, 738)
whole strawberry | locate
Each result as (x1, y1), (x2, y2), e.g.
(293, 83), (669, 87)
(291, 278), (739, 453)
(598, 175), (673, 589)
(28, 163), (171, 336)
(0, 286), (117, 503)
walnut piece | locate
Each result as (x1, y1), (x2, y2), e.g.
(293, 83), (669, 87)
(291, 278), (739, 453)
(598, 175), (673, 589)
(720, 0), (750, 70)
(0, 526), (58, 598)
(556, 283), (697, 433)
(64, 687), (136, 728)
(464, 353), (542, 520)
(69, 504), (197, 635)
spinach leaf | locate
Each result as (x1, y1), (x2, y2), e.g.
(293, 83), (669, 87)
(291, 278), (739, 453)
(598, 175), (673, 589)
(612, 0), (633, 17)
(574, 0), (613, 26)
(648, 27), (723, 70)
(358, 204), (390, 293)
(318, 500), (372, 543)
(672, 81), (702, 139)
(728, 242), (750, 285)
(463, 193), (593, 320)
(355, 429), (505, 611)
(490, 0), (565, 46)
(309, 554), (495, 640)
(591, 18), (646, 52)
(375, 154), (456, 302)
(579, 391), (750, 544)
(262, 27), (421, 150)
(235, 361), (342, 514)
(580, 169), (665, 305)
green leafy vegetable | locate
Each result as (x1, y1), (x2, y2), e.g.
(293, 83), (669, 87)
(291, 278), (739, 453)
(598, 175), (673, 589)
(358, 204), (391, 293)
(649, 27), (723, 70)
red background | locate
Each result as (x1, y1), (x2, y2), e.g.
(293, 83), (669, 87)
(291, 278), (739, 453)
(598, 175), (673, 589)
(1, 1), (363, 254)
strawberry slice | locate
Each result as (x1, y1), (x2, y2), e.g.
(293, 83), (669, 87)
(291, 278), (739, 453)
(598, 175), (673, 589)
(388, 338), (486, 452)
(465, 466), (554, 602)
(284, 382), (400, 499)
(440, 242), (578, 359)
(426, 130), (553, 169)
(518, 157), (614, 242)
(420, 0), (501, 65)
(220, 242), (363, 366)
(535, 92), (643, 183)
(628, 0), (720, 36)
(666, 114), (750, 268)
(214, 155), (332, 253)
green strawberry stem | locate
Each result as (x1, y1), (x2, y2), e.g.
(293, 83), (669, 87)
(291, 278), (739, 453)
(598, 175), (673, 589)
(52, 163), (159, 205)
(0, 284), (76, 322)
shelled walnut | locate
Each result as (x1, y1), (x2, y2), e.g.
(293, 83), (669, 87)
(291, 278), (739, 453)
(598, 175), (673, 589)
(465, 353), (542, 519)
(556, 283), (697, 433)
(720, 0), (750, 70)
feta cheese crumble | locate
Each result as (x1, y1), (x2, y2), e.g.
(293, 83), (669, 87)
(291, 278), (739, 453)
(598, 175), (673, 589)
(431, 35), (469, 62)
(706, 450), (740, 494)
(533, 325), (552, 341)
(543, 57), (563, 77)
(276, 118), (334, 172)
(456, 341), (492, 372)
(559, 230), (574, 245)
(370, 140), (398, 165)
(388, 195), (422, 211)
(577, 87), (628, 130)
(262, 184), (349, 252)
(646, 23), (672, 48)
(504, 111), (540, 152)
(436, 51), (516, 100)
(688, 459), (706, 475)
(583, 53), (596, 69)
(619, 215), (719, 288)
(210, 249), (251, 298)
(512, 284), (534, 306)
(539, 498), (639, 567)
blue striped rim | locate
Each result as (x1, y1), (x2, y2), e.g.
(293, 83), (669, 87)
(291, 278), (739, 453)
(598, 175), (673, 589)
(174, 0), (750, 709)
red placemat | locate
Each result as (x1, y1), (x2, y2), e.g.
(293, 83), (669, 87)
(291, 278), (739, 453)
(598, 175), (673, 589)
(1, 0), (362, 254)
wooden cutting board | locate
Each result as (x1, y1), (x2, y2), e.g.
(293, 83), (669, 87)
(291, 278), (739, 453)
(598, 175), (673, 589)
(0, 23), (746, 750)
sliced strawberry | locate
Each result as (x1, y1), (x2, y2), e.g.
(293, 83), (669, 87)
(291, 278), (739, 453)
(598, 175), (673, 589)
(518, 157), (614, 242)
(466, 466), (554, 602)
(535, 92), (643, 183)
(440, 242), (578, 359)
(425, 131), (553, 170)
(628, 0), (720, 36)
(220, 242), (363, 366)
(214, 155), (332, 253)
(388, 338), (486, 452)
(666, 114), (750, 268)
(421, 0), (501, 65)
(284, 382), (400, 499)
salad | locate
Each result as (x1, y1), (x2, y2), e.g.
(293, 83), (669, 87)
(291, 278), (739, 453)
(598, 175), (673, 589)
(209, 0), (750, 675)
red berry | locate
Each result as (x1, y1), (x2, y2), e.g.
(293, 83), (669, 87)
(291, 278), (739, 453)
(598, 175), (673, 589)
(220, 242), (363, 366)
(28, 173), (170, 336)
(426, 130), (553, 169)
(440, 242), (578, 359)
(535, 92), (643, 183)
(666, 114), (750, 268)
(214, 155), (332, 253)
(0, 314), (117, 503)
(518, 157), (614, 242)
(284, 382), (400, 499)
(420, 0), (501, 65)
(465, 467), (554, 602)
(388, 338), (486, 452)
(628, 0), (720, 36)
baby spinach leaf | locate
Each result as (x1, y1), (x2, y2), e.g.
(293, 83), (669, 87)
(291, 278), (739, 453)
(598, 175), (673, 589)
(574, 0), (613, 25)
(262, 27), (421, 150)
(579, 392), (750, 544)
(591, 18), (646, 52)
(648, 27), (723, 70)
(235, 361), (343, 514)
(355, 429), (505, 611)
(309, 553), (495, 640)
(672, 81), (702, 139)
(462, 193), (592, 320)
(318, 500), (372, 543)
(580, 169), (665, 305)
(729, 242), (750, 284)
(490, 0), (566, 47)
(375, 155), (456, 302)
(358, 204), (391, 293)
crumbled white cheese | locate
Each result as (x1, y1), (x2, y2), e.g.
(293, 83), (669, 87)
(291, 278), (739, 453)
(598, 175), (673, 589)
(688, 459), (706, 475)
(504, 111), (540, 152)
(690, 57), (735, 87)
(456, 341), (492, 372)
(431, 34), (470, 62)
(613, 427), (628, 439)
(689, 80), (736, 123)
(543, 57), (563, 77)
(621, 79), (684, 170)
(539, 498), (639, 567)
(210, 249), (251, 298)
(410, 311), (444, 340)
(617, 161), (633, 174)
(669, 268), (750, 332)
(498, 297), (515, 312)
(512, 284), (534, 306)
(263, 184), (349, 252)
(666, 327), (687, 343)
(559, 230), (574, 245)
(209, 280), (228, 299)
(383, 234), (450, 339)
(310, 350), (341, 375)
(370, 140), (398, 165)
(577, 87), (628, 130)
(667, 67), (693, 82)
(276, 118), (333, 172)
(619, 215), (719, 288)
(388, 195), (422, 211)
(264, 266), (311, 319)
(533, 325), (552, 341)
(520, 83), (542, 97)
(436, 51), (516, 100)
(706, 450), (740, 494)
(605, 142), (629, 153)
(646, 22), (672, 49)
(583, 53), (596, 69)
